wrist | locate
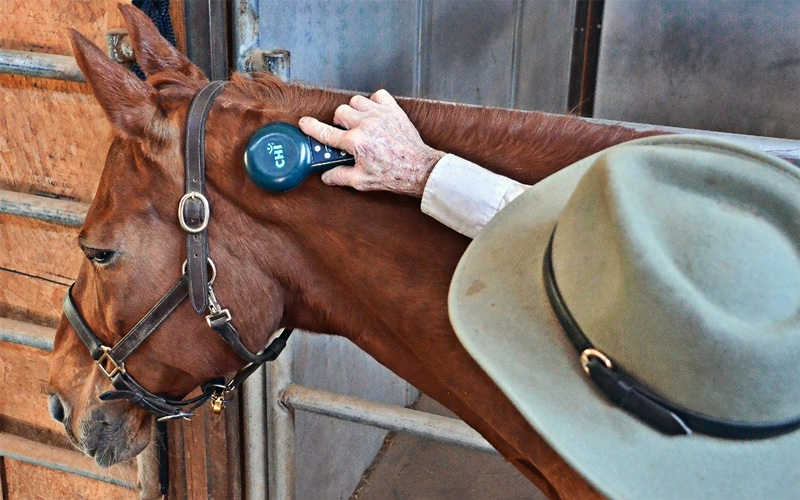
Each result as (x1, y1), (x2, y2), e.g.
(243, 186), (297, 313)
(409, 148), (445, 197)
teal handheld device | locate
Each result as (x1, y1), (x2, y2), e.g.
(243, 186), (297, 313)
(243, 122), (355, 192)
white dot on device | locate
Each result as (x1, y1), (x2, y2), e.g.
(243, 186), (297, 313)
(314, 145), (321, 152)
(324, 152), (331, 159)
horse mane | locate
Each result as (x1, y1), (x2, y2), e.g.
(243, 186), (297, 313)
(148, 71), (347, 120)
(146, 70), (658, 185)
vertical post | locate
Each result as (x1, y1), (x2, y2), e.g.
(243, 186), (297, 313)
(243, 365), (267, 500)
(233, 0), (260, 71)
(184, 0), (230, 81)
(267, 335), (296, 500)
(567, 0), (605, 116)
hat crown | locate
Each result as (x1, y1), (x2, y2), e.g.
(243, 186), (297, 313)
(553, 142), (800, 423)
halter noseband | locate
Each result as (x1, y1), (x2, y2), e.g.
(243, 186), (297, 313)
(63, 81), (293, 421)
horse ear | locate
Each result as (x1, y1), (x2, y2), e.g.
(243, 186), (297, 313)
(119, 4), (205, 80)
(70, 30), (159, 138)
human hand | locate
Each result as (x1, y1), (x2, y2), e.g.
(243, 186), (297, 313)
(299, 90), (444, 198)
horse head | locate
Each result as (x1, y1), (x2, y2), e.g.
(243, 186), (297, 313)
(45, 8), (647, 498)
(46, 5), (304, 465)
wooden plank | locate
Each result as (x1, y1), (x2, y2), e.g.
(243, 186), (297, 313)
(0, 0), (130, 55)
(1, 438), (136, 494)
(167, 392), (244, 500)
(0, 0), (134, 201)
(0, 269), (65, 327)
(225, 390), (243, 500)
(0, 213), (82, 286)
(0, 342), (60, 435)
(5, 459), (133, 498)
(0, 74), (110, 201)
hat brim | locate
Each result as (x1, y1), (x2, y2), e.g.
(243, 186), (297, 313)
(449, 135), (800, 500)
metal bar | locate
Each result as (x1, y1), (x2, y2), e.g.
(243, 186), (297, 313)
(266, 334), (296, 500)
(243, 364), (267, 500)
(413, 0), (433, 98)
(0, 49), (84, 82)
(0, 318), (55, 351)
(583, 117), (800, 167)
(509, 0), (525, 108)
(282, 385), (498, 455)
(0, 190), (88, 227)
(0, 433), (136, 489)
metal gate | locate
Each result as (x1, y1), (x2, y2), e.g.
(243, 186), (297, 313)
(3, 1), (800, 499)
(232, 1), (800, 499)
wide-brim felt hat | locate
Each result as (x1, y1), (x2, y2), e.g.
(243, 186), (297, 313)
(449, 135), (800, 500)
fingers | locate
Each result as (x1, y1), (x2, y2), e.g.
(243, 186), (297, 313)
(321, 165), (359, 188)
(299, 117), (348, 149)
(370, 89), (396, 106)
(333, 103), (365, 129)
(349, 94), (377, 112)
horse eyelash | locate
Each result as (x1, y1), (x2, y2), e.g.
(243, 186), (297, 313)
(84, 248), (117, 265)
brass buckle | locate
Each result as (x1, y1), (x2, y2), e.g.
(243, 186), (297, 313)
(178, 191), (210, 233)
(580, 348), (613, 375)
(96, 346), (126, 379)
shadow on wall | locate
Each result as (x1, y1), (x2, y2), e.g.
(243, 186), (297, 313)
(595, 0), (800, 139)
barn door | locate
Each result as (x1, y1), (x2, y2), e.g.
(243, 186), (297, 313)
(0, 1), (140, 498)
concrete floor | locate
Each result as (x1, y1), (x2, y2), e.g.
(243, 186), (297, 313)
(349, 396), (548, 500)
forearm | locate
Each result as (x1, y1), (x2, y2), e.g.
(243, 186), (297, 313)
(421, 154), (529, 238)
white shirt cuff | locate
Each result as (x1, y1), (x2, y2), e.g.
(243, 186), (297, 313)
(420, 154), (529, 238)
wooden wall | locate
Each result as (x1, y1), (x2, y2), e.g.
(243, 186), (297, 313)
(0, 1), (138, 498)
(0, 2), (245, 498)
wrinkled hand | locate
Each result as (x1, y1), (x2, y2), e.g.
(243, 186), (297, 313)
(299, 90), (444, 198)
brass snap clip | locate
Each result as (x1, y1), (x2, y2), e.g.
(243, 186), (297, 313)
(210, 394), (226, 414)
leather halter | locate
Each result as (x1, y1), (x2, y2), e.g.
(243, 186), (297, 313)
(63, 81), (293, 421)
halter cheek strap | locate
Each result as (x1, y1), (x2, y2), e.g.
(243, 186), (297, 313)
(63, 81), (293, 421)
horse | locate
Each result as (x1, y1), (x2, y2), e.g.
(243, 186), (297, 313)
(46, 6), (658, 499)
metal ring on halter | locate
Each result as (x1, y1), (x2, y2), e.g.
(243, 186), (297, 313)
(178, 191), (210, 233)
(580, 348), (613, 375)
(182, 258), (217, 286)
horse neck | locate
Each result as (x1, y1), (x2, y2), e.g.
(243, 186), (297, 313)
(400, 97), (657, 183)
(204, 82), (654, 343)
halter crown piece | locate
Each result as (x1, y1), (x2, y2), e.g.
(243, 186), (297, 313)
(63, 81), (293, 421)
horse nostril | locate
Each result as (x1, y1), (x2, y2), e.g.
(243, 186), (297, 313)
(48, 394), (66, 424)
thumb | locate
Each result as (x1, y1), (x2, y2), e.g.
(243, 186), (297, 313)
(321, 166), (359, 188)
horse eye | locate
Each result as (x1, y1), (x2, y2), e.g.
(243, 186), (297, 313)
(86, 249), (116, 265)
